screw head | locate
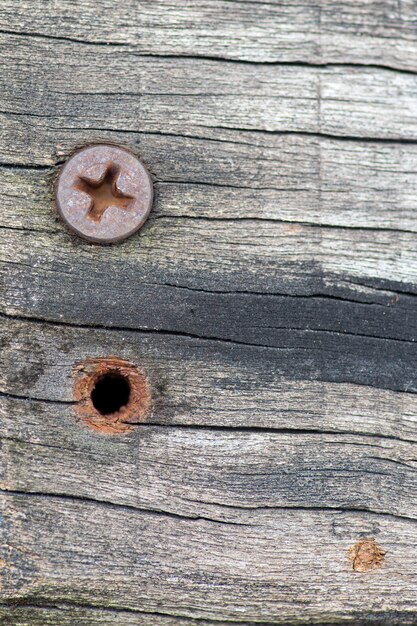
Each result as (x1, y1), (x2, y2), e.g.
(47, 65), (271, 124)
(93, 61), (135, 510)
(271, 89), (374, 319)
(55, 144), (153, 244)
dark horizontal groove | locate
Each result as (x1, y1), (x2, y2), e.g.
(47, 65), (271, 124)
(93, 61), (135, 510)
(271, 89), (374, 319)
(0, 311), (299, 351)
(0, 486), (247, 527)
(2, 212), (413, 238)
(1, 486), (415, 525)
(0, 308), (311, 350)
(181, 497), (417, 524)
(148, 126), (417, 148)
(38, 123), (417, 150)
(139, 423), (417, 445)
(131, 52), (417, 77)
(342, 277), (417, 300)
(368, 455), (417, 472)
(155, 179), (314, 194)
(1, 209), (417, 237)
(2, 127), (417, 173)
(0, 224), (60, 235)
(0, 600), (260, 625)
(1, 308), (416, 351)
(0, 28), (126, 48)
(52, 122), (417, 147)
(54, 90), (314, 101)
(0, 161), (51, 171)
(197, 125), (417, 146)
(1, 250), (416, 302)
(0, 195), (415, 239)
(0, 389), (74, 406)
(156, 281), (405, 306)
(154, 212), (417, 236)
(2, 26), (416, 75)
(0, 108), (73, 121)
(1, 418), (415, 447)
(1, 602), (415, 626)
(224, 0), (309, 6)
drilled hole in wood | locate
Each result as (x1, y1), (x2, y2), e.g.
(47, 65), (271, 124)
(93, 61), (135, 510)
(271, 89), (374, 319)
(91, 372), (131, 415)
(73, 357), (152, 434)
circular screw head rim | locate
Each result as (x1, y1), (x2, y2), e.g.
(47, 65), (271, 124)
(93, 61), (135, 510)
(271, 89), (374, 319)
(55, 144), (153, 244)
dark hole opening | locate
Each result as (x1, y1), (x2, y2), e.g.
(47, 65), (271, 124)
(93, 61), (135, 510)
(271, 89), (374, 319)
(91, 373), (131, 415)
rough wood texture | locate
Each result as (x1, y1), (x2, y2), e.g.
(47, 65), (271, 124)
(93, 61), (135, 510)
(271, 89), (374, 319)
(1, 0), (417, 71)
(1, 1), (417, 624)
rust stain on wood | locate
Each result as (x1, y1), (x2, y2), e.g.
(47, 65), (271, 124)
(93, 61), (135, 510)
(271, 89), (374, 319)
(348, 538), (385, 573)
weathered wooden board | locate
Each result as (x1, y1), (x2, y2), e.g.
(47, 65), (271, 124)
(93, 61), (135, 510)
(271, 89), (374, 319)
(1, 0), (417, 71)
(1, 0), (417, 624)
(1, 606), (212, 626)
(3, 134), (417, 231)
(2, 35), (417, 157)
(1, 494), (417, 624)
(2, 317), (417, 437)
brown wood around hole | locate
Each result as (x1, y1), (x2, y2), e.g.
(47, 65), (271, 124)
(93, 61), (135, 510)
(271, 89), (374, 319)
(73, 356), (152, 434)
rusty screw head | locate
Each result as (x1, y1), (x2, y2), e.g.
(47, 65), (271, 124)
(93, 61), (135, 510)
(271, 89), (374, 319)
(55, 144), (153, 244)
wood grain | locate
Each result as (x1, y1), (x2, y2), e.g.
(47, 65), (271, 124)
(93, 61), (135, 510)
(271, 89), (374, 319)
(3, 134), (417, 232)
(1, 397), (417, 521)
(1, 0), (416, 623)
(0, 0), (416, 71)
(1, 494), (417, 623)
(2, 36), (417, 162)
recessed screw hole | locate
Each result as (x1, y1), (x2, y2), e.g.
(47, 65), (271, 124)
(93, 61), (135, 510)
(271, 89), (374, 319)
(76, 163), (133, 223)
(91, 373), (131, 415)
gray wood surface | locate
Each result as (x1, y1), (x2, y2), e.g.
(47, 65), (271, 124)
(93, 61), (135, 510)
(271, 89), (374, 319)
(1, 0), (416, 624)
